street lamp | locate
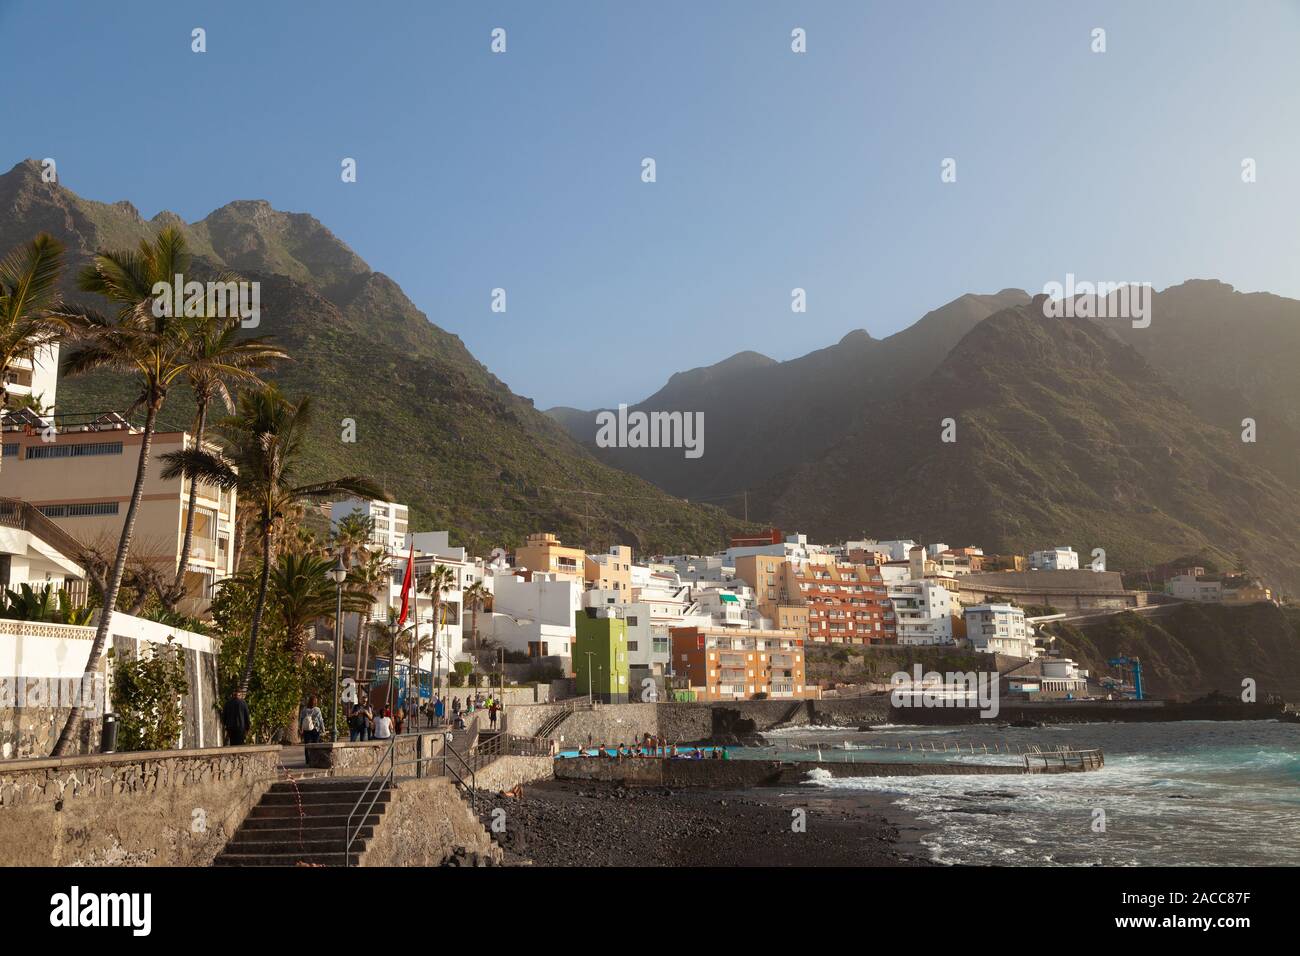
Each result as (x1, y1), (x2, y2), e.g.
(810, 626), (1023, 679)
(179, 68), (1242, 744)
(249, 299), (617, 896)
(326, 554), (349, 741)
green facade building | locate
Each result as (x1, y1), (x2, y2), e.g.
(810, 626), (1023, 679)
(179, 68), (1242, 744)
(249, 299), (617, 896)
(574, 608), (630, 704)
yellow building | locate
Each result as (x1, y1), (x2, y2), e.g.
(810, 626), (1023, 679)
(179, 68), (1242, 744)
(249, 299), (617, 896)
(515, 532), (585, 581)
(584, 544), (633, 601)
(0, 415), (237, 616)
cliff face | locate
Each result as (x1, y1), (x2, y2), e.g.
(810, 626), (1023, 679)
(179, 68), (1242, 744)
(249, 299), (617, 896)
(1046, 603), (1300, 700)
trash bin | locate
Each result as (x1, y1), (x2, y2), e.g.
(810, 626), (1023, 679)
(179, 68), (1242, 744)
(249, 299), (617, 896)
(100, 713), (118, 754)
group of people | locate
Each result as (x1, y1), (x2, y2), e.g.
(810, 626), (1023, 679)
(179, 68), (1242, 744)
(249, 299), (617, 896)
(345, 695), (404, 741)
(433, 692), (503, 731)
(573, 733), (728, 760)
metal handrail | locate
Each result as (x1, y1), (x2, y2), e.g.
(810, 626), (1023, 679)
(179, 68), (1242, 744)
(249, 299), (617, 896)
(439, 737), (478, 811)
(344, 735), (397, 865)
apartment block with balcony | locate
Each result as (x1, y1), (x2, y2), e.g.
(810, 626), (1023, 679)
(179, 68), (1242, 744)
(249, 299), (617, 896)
(515, 531), (585, 581)
(1, 343), (59, 412)
(0, 414), (236, 617)
(670, 625), (808, 700)
(963, 603), (1034, 658)
(889, 580), (956, 645)
(331, 497), (409, 555)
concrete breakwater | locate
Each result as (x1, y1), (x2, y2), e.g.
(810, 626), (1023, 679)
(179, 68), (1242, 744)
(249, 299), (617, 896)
(551, 753), (1098, 788)
(505, 698), (893, 745)
(891, 699), (1290, 725)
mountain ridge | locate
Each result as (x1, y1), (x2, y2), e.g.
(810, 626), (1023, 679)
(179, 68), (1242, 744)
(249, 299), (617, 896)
(0, 159), (748, 555)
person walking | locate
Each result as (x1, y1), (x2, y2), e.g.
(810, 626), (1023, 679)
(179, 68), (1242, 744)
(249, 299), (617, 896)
(222, 691), (251, 746)
(434, 695), (446, 726)
(452, 696), (462, 721)
(301, 695), (324, 753)
(488, 698), (500, 730)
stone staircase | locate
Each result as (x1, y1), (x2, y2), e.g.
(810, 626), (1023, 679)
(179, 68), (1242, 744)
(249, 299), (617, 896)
(214, 777), (390, 867)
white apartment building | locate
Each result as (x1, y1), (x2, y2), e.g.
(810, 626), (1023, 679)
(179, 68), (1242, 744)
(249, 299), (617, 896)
(2, 343), (59, 412)
(661, 554), (737, 584)
(488, 571), (583, 666)
(331, 497), (409, 554)
(1166, 573), (1223, 602)
(889, 580), (956, 646)
(964, 603), (1035, 658)
(723, 532), (831, 568)
(1029, 547), (1079, 571)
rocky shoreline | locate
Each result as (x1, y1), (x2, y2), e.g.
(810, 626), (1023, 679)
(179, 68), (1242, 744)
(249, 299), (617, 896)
(473, 778), (935, 867)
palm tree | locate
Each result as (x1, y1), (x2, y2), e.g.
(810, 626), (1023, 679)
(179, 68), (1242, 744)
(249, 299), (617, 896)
(350, 548), (390, 683)
(0, 233), (65, 471)
(167, 313), (286, 611)
(160, 384), (386, 700)
(462, 580), (488, 656)
(421, 564), (457, 696)
(49, 228), (202, 756)
(333, 511), (376, 569)
(264, 551), (372, 664)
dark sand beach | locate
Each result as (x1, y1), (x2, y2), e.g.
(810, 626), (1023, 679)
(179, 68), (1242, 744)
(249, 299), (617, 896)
(475, 778), (934, 866)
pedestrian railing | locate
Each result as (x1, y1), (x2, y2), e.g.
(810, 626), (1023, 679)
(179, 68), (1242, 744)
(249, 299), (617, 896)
(344, 729), (479, 866)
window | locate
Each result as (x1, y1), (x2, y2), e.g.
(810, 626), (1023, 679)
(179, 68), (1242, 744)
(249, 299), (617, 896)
(627, 616), (638, 626)
(2, 443), (17, 457)
(27, 441), (123, 459)
(38, 501), (120, 518)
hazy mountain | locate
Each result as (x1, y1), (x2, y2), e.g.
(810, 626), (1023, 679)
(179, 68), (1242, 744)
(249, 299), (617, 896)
(0, 159), (747, 555)
(757, 300), (1300, 592)
(546, 289), (1029, 501)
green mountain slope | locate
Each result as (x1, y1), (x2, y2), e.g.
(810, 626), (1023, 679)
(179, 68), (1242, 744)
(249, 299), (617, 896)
(758, 301), (1300, 593)
(0, 159), (747, 555)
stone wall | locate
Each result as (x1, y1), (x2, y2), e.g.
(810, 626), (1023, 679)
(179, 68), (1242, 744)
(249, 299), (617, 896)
(471, 755), (554, 792)
(0, 744), (280, 866)
(305, 732), (448, 775)
(503, 698), (892, 745)
(359, 776), (500, 866)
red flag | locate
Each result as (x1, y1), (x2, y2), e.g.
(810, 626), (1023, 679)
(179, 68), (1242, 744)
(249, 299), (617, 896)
(396, 539), (415, 628)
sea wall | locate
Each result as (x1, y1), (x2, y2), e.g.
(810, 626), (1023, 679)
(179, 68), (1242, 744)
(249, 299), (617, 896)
(503, 697), (893, 745)
(0, 744), (280, 866)
(891, 699), (1287, 725)
(553, 756), (1028, 788)
(471, 755), (554, 792)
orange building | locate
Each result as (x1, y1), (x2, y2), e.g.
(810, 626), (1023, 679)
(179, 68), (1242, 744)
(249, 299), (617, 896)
(670, 625), (809, 700)
(792, 562), (896, 645)
(515, 532), (585, 580)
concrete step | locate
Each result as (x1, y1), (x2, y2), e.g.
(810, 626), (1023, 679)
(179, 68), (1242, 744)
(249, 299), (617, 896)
(258, 789), (390, 806)
(247, 801), (385, 820)
(268, 778), (381, 793)
(224, 835), (361, 855)
(214, 851), (360, 867)
(240, 813), (382, 831)
(230, 824), (376, 843)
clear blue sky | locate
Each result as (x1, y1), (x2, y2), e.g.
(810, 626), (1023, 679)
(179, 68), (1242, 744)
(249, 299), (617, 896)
(4, 1), (1298, 409)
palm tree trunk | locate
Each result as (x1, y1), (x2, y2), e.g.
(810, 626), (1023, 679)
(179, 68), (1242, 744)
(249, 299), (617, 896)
(168, 397), (209, 610)
(51, 399), (160, 756)
(354, 610), (370, 682)
(237, 521), (273, 698)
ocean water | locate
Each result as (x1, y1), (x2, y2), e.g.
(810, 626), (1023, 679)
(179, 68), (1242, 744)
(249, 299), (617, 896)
(740, 721), (1300, 866)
